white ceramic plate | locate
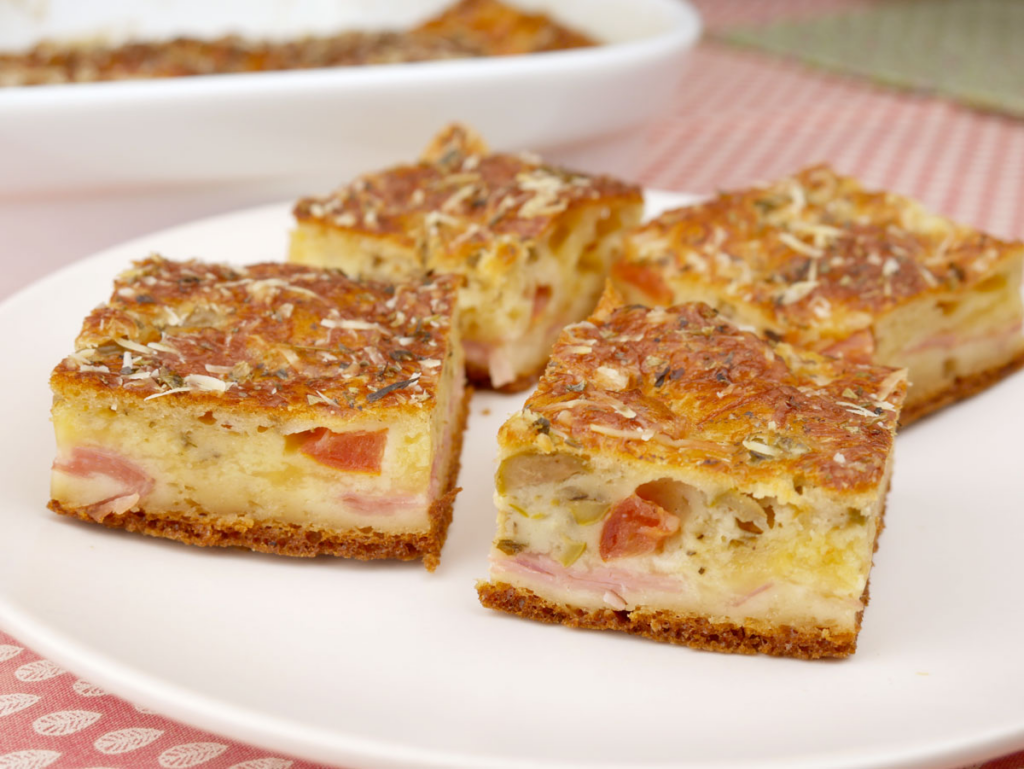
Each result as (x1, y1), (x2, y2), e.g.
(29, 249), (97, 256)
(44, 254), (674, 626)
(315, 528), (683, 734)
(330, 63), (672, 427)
(1, 192), (1023, 769)
(0, 0), (700, 195)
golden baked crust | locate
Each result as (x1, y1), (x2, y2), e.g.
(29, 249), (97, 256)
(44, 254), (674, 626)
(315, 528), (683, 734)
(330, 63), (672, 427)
(615, 166), (1024, 423)
(506, 290), (906, 498)
(616, 164), (1023, 343)
(50, 256), (460, 425)
(477, 582), (858, 658)
(292, 130), (642, 273)
(48, 383), (471, 570)
(413, 0), (595, 56)
(0, 0), (595, 87)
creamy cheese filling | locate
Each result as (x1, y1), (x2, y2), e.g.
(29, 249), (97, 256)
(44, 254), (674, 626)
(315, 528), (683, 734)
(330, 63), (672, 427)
(488, 451), (890, 630)
(51, 354), (466, 535)
(894, 319), (1024, 406)
(490, 551), (864, 627)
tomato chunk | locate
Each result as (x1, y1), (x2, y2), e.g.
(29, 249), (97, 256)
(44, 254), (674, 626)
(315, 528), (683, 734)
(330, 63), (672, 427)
(599, 494), (680, 561)
(299, 428), (387, 474)
(611, 261), (673, 305)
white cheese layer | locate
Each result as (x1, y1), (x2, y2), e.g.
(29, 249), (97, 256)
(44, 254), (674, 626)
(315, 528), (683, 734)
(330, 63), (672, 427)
(51, 353), (465, 536)
(488, 450), (891, 631)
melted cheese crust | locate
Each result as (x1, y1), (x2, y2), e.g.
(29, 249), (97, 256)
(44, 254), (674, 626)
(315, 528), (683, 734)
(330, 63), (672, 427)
(51, 256), (460, 424)
(506, 293), (905, 503)
(614, 165), (1024, 409)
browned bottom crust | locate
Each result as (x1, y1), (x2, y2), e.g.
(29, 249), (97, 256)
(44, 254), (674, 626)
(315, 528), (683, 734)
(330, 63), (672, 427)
(466, 362), (539, 394)
(476, 583), (859, 659)
(476, 488), (890, 660)
(901, 349), (1024, 426)
(48, 386), (472, 571)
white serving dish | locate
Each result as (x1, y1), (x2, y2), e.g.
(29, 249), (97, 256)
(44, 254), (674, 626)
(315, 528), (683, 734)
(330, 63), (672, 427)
(0, 0), (700, 196)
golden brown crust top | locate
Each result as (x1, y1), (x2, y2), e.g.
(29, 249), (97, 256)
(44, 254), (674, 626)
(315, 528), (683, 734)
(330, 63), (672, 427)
(0, 0), (595, 87)
(622, 165), (1023, 336)
(293, 123), (642, 264)
(508, 293), (906, 494)
(0, 33), (475, 87)
(413, 0), (596, 56)
(51, 256), (460, 420)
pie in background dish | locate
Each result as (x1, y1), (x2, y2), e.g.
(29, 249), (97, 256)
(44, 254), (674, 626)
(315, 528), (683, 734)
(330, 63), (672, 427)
(49, 257), (468, 570)
(411, 0), (596, 56)
(612, 165), (1024, 424)
(477, 288), (907, 658)
(0, 0), (596, 87)
(290, 123), (644, 391)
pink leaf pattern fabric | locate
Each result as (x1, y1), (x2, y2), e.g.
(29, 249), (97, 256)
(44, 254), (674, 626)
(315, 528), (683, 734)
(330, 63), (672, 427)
(0, 751), (62, 769)
(32, 710), (102, 737)
(0, 694), (40, 719)
(93, 729), (165, 755)
(13, 663), (63, 685)
(157, 743), (229, 768)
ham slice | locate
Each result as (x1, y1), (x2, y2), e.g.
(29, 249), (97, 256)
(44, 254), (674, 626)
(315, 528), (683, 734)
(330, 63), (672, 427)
(905, 319), (1023, 355)
(531, 285), (552, 322)
(52, 446), (154, 522)
(492, 551), (682, 597)
(339, 493), (428, 516)
(821, 328), (875, 363)
(463, 340), (515, 388)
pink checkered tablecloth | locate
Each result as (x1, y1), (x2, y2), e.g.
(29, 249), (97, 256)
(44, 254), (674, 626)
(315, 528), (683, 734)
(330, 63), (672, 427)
(3, 1), (1024, 767)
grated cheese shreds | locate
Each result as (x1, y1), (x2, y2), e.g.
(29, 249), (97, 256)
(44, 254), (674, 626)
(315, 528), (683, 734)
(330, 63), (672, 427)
(321, 318), (382, 331)
(589, 424), (655, 442)
(184, 374), (231, 393)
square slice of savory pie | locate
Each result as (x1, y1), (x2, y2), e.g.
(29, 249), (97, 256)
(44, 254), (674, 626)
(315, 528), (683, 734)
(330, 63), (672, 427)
(49, 257), (468, 569)
(478, 291), (906, 658)
(290, 123), (643, 391)
(612, 166), (1024, 423)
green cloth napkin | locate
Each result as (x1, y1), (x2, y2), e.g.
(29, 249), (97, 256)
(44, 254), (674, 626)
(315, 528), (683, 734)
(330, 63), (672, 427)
(719, 0), (1024, 117)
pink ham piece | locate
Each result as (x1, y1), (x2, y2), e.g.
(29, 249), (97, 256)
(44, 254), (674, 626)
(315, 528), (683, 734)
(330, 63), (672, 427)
(905, 318), (1023, 355)
(52, 446), (154, 522)
(821, 328), (875, 363)
(492, 551), (683, 597)
(531, 285), (552, 322)
(339, 493), (428, 516)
